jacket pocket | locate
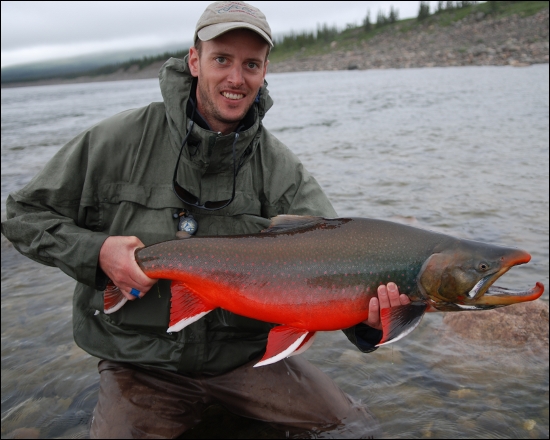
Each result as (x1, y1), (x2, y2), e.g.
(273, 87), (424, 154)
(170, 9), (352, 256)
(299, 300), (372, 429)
(98, 183), (182, 330)
(99, 182), (182, 244)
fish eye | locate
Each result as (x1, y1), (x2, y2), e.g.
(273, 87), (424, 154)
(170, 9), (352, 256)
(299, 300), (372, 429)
(478, 262), (490, 272)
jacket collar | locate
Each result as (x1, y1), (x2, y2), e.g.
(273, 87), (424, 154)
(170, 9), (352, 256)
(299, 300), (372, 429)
(159, 55), (272, 174)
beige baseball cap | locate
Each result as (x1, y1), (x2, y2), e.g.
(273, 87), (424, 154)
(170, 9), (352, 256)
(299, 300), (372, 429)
(195, 1), (273, 47)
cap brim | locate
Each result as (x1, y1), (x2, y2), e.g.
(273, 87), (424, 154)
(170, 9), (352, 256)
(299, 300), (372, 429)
(197, 22), (273, 47)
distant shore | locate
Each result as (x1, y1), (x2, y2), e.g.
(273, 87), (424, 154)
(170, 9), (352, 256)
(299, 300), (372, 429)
(269, 8), (549, 73)
(3, 8), (548, 89)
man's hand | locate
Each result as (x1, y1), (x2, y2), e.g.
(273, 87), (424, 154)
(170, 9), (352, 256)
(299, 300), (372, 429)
(364, 282), (410, 331)
(99, 236), (157, 300)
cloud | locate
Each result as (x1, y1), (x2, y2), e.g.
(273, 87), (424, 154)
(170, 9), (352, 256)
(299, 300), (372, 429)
(1, 1), (436, 68)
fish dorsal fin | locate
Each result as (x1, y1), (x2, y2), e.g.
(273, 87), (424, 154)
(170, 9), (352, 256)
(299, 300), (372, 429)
(167, 281), (215, 333)
(254, 326), (311, 367)
(376, 303), (428, 346)
(261, 215), (328, 234)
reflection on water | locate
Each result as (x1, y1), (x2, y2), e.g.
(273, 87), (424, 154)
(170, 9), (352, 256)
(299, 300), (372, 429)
(2, 65), (549, 439)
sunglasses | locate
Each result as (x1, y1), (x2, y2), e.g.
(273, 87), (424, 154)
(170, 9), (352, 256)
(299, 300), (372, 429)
(172, 120), (238, 211)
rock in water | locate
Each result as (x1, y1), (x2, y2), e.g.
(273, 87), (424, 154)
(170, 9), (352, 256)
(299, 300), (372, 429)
(443, 300), (549, 351)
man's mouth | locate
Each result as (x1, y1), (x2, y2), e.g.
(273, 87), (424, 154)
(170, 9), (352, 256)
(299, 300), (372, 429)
(222, 91), (244, 100)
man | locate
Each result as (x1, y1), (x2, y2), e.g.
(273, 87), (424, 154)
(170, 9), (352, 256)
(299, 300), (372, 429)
(1, 2), (409, 438)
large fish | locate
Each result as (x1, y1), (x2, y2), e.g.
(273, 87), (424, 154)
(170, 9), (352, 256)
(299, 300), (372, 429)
(104, 216), (544, 366)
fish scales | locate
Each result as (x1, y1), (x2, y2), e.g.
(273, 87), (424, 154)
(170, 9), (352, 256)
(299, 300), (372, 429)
(136, 219), (448, 330)
(105, 215), (544, 366)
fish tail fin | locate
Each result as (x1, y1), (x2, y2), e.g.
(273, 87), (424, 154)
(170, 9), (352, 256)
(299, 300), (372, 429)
(167, 281), (214, 333)
(254, 326), (311, 367)
(104, 282), (127, 314)
(377, 303), (427, 346)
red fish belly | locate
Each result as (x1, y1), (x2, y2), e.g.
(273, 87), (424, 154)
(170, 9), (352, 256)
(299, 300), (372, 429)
(154, 268), (371, 331)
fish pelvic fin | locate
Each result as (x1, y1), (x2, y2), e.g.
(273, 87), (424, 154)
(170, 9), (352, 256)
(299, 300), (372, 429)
(288, 332), (317, 357)
(377, 303), (428, 346)
(254, 326), (312, 367)
(104, 282), (127, 314)
(167, 281), (214, 333)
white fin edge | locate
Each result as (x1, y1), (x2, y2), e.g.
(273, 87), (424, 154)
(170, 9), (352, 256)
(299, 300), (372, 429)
(104, 297), (128, 314)
(288, 332), (317, 357)
(167, 310), (211, 333)
(375, 314), (424, 347)
(253, 333), (308, 367)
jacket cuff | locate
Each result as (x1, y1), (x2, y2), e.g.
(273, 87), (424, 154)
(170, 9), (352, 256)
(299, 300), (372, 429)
(72, 232), (110, 290)
(95, 265), (110, 291)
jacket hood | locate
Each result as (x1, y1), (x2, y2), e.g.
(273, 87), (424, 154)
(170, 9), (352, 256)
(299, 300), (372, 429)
(158, 56), (273, 174)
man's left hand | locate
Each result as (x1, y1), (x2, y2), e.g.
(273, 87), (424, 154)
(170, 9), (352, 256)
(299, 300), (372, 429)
(364, 282), (410, 331)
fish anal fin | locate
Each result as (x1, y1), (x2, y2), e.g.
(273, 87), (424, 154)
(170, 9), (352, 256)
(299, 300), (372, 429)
(254, 326), (310, 367)
(377, 303), (427, 346)
(104, 282), (127, 314)
(167, 281), (214, 333)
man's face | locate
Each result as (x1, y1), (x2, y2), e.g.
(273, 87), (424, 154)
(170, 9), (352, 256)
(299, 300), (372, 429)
(188, 29), (269, 135)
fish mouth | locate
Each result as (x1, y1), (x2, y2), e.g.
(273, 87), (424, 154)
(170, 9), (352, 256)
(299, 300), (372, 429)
(476, 281), (545, 305)
(464, 250), (544, 309)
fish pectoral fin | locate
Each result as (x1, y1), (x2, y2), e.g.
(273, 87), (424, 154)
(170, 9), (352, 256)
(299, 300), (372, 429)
(254, 326), (311, 367)
(167, 281), (214, 333)
(104, 282), (127, 314)
(377, 303), (427, 346)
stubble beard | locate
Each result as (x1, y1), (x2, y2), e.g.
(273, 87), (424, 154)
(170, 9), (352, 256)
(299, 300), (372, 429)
(197, 82), (249, 129)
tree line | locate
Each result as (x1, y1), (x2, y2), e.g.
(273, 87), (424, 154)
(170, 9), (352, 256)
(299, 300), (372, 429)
(274, 1), (485, 51)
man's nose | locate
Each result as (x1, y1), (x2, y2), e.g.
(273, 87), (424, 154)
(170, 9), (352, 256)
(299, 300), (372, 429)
(227, 65), (244, 86)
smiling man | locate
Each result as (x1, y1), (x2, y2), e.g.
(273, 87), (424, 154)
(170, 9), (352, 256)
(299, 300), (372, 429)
(189, 28), (269, 134)
(2, 1), (408, 438)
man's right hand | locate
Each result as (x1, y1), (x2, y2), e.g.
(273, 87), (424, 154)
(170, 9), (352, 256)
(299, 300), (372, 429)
(99, 236), (157, 300)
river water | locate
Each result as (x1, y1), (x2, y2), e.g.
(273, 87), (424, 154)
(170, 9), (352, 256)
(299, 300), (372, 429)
(1, 64), (548, 439)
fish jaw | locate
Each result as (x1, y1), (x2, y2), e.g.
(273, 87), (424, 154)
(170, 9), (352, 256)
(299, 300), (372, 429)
(420, 244), (544, 311)
(461, 248), (543, 308)
(470, 282), (544, 307)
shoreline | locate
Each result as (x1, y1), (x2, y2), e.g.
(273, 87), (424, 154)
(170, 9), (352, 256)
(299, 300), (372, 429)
(269, 8), (549, 73)
(2, 8), (548, 89)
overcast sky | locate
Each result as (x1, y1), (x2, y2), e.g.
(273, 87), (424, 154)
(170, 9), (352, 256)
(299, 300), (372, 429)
(1, 1), (442, 68)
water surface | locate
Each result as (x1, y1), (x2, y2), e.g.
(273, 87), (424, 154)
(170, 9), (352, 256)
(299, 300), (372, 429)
(2, 65), (548, 439)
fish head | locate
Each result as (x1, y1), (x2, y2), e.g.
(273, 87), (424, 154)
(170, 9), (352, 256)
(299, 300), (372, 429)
(418, 240), (544, 311)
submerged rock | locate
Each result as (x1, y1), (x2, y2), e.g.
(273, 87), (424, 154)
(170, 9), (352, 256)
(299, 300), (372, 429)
(442, 300), (549, 352)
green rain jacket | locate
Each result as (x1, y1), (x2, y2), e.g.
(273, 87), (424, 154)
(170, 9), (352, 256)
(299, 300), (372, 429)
(2, 57), (376, 375)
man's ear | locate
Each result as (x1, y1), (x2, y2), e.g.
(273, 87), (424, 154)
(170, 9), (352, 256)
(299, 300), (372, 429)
(188, 46), (200, 78)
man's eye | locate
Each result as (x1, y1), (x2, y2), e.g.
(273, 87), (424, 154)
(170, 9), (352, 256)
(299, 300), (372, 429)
(247, 62), (258, 69)
(216, 57), (227, 64)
